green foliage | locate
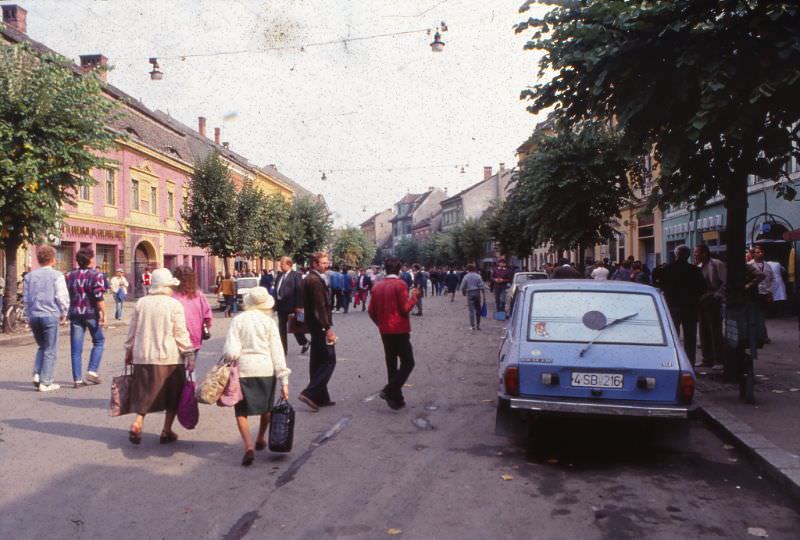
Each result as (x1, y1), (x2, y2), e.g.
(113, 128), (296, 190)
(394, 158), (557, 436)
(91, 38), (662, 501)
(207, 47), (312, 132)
(181, 151), (238, 261)
(0, 43), (118, 330)
(458, 218), (489, 266)
(502, 124), (640, 252)
(253, 193), (291, 261)
(331, 226), (376, 268)
(284, 196), (333, 266)
(393, 237), (420, 266)
(234, 180), (262, 259)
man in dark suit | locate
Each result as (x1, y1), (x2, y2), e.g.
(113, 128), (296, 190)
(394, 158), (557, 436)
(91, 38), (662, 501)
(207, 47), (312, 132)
(552, 258), (582, 279)
(660, 245), (707, 365)
(298, 251), (337, 411)
(274, 256), (310, 355)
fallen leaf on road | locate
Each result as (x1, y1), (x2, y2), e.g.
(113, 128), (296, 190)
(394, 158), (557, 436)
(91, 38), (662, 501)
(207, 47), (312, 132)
(386, 528), (402, 536)
(789, 388), (799, 392)
(546, 458), (559, 464)
(723, 444), (734, 450)
(403, 384), (414, 388)
(747, 526), (768, 537)
(772, 390), (785, 394)
(496, 451), (503, 456)
(481, 399), (493, 403)
(728, 458), (739, 463)
(501, 474), (513, 481)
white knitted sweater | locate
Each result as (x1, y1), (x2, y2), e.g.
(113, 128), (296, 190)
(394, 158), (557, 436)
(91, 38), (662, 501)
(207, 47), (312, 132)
(223, 309), (290, 385)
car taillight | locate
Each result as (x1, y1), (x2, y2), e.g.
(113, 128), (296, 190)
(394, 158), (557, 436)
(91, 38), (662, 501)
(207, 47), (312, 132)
(679, 372), (694, 403)
(504, 366), (519, 396)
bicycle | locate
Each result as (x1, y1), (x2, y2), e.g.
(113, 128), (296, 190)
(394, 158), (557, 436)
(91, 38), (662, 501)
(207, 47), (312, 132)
(1, 295), (28, 333)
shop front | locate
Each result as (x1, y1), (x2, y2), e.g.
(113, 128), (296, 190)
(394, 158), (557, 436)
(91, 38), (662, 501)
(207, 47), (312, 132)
(49, 220), (126, 275)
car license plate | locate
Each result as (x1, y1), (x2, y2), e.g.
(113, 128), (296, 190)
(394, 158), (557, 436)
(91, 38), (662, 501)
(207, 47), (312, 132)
(571, 372), (623, 389)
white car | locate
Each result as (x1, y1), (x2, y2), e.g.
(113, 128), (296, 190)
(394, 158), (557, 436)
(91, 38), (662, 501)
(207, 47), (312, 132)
(235, 277), (260, 304)
(507, 271), (548, 314)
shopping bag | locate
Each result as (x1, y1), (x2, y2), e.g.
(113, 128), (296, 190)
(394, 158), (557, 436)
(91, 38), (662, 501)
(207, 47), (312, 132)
(288, 316), (308, 334)
(196, 358), (231, 404)
(217, 363), (243, 407)
(110, 365), (133, 417)
(480, 301), (488, 318)
(268, 399), (295, 453)
(178, 373), (199, 429)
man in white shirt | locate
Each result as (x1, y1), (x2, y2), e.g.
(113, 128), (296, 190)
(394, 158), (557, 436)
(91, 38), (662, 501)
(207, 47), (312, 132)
(109, 268), (129, 320)
(590, 261), (610, 280)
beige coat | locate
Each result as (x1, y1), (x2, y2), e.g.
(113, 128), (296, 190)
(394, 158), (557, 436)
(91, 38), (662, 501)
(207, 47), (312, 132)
(125, 292), (193, 365)
(223, 309), (290, 385)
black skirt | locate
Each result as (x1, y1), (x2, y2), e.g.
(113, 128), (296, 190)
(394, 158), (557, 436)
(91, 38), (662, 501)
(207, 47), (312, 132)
(234, 376), (276, 416)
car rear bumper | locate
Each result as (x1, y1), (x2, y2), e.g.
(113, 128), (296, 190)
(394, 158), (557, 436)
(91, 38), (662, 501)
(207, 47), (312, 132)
(509, 396), (695, 419)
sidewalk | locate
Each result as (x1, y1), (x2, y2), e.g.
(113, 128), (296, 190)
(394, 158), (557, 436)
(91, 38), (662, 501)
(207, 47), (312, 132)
(695, 315), (800, 500)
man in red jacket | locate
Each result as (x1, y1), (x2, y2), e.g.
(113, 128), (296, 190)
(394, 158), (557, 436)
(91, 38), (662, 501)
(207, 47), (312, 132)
(368, 257), (420, 409)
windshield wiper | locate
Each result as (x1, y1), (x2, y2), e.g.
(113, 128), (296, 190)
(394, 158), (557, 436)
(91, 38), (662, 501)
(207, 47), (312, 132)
(578, 312), (639, 357)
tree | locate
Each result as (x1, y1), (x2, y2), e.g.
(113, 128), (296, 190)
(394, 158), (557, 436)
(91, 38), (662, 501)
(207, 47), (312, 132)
(234, 180), (262, 262)
(253, 193), (291, 265)
(332, 226), (376, 268)
(393, 237), (420, 265)
(284, 196), (332, 266)
(182, 151), (238, 274)
(458, 218), (489, 267)
(0, 44), (118, 331)
(518, 0), (800, 375)
(485, 198), (531, 261)
(501, 124), (641, 257)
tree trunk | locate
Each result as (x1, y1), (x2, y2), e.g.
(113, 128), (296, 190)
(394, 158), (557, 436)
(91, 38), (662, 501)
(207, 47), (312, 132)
(721, 174), (749, 381)
(3, 239), (22, 333)
(223, 256), (231, 277)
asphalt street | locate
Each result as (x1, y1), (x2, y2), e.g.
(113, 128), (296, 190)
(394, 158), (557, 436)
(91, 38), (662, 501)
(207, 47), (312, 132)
(1, 293), (798, 539)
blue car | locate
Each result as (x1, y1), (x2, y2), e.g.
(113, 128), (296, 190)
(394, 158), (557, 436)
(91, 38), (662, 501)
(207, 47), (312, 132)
(495, 280), (696, 437)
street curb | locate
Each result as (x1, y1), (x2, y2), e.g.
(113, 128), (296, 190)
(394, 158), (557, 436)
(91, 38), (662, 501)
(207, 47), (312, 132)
(696, 394), (800, 503)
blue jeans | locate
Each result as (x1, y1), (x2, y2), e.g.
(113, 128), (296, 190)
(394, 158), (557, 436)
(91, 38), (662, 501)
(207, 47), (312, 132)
(70, 318), (105, 381)
(30, 316), (60, 385)
(114, 298), (124, 320)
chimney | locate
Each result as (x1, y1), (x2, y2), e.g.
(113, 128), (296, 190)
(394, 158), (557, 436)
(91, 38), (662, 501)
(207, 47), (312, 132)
(499, 162), (506, 172)
(198, 117), (207, 138)
(214, 127), (221, 145)
(484, 166), (493, 181)
(222, 142), (229, 149)
(2, 5), (27, 34)
(79, 54), (108, 82)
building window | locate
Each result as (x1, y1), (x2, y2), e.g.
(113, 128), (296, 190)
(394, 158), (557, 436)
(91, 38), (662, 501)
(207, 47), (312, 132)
(79, 184), (91, 201)
(167, 191), (175, 218)
(105, 169), (116, 205)
(131, 179), (140, 210)
(150, 186), (158, 215)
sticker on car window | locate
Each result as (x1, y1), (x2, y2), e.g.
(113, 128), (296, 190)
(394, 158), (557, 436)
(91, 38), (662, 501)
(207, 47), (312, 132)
(534, 322), (548, 337)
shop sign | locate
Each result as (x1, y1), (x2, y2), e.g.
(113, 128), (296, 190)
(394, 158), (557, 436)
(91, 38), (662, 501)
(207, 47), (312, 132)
(62, 224), (125, 240)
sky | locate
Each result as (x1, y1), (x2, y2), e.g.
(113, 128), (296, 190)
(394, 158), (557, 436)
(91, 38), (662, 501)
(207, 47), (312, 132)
(20, 0), (549, 226)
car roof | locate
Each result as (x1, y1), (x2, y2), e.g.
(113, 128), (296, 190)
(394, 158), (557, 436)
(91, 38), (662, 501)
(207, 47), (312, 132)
(519, 280), (658, 294)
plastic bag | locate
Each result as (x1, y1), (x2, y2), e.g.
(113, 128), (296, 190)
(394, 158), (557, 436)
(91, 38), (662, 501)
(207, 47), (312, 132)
(268, 399), (295, 453)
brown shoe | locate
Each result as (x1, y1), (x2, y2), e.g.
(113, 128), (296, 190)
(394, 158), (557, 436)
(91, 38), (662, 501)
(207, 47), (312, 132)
(298, 393), (319, 412)
(255, 440), (267, 451)
(242, 449), (255, 466)
(159, 431), (178, 444)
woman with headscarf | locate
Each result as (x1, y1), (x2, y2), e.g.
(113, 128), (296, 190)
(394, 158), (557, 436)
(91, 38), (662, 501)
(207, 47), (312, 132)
(124, 268), (194, 445)
(223, 287), (290, 466)
(172, 265), (212, 360)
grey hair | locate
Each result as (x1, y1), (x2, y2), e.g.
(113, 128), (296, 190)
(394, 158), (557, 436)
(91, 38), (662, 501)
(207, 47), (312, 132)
(674, 245), (691, 260)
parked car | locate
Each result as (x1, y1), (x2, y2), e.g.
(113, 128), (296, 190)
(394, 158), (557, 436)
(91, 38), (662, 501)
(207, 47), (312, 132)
(495, 280), (696, 438)
(235, 276), (259, 305)
(506, 271), (548, 314)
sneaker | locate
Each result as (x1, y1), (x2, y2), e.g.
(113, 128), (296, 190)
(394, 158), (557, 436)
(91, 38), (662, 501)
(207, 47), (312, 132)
(74, 380), (86, 389)
(32, 373), (40, 388)
(39, 383), (61, 393)
(85, 372), (102, 385)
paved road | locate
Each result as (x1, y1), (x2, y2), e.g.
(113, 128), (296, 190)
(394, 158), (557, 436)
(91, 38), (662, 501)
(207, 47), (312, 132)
(1, 293), (798, 539)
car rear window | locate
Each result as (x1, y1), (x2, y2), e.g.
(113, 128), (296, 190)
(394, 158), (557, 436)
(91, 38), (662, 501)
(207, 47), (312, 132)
(514, 273), (546, 284)
(527, 290), (665, 345)
(237, 278), (259, 289)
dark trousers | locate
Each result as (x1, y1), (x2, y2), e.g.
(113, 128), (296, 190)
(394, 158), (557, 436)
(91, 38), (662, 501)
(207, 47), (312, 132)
(332, 290), (342, 311)
(342, 292), (351, 313)
(380, 333), (415, 402)
(669, 305), (698, 365)
(277, 311), (308, 355)
(302, 329), (336, 405)
(698, 293), (724, 365)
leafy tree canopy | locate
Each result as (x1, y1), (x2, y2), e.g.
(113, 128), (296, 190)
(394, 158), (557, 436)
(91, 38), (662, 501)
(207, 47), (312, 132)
(0, 43), (118, 329)
(253, 192), (291, 262)
(332, 226), (376, 268)
(284, 196), (332, 266)
(182, 152), (238, 264)
(457, 218), (490, 266)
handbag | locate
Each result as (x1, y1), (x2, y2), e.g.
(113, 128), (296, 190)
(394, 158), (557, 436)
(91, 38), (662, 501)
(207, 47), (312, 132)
(288, 315), (308, 334)
(178, 372), (199, 429)
(110, 365), (133, 417)
(268, 398), (295, 453)
(480, 301), (488, 318)
(196, 357), (232, 404)
(201, 323), (211, 341)
(217, 362), (243, 407)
